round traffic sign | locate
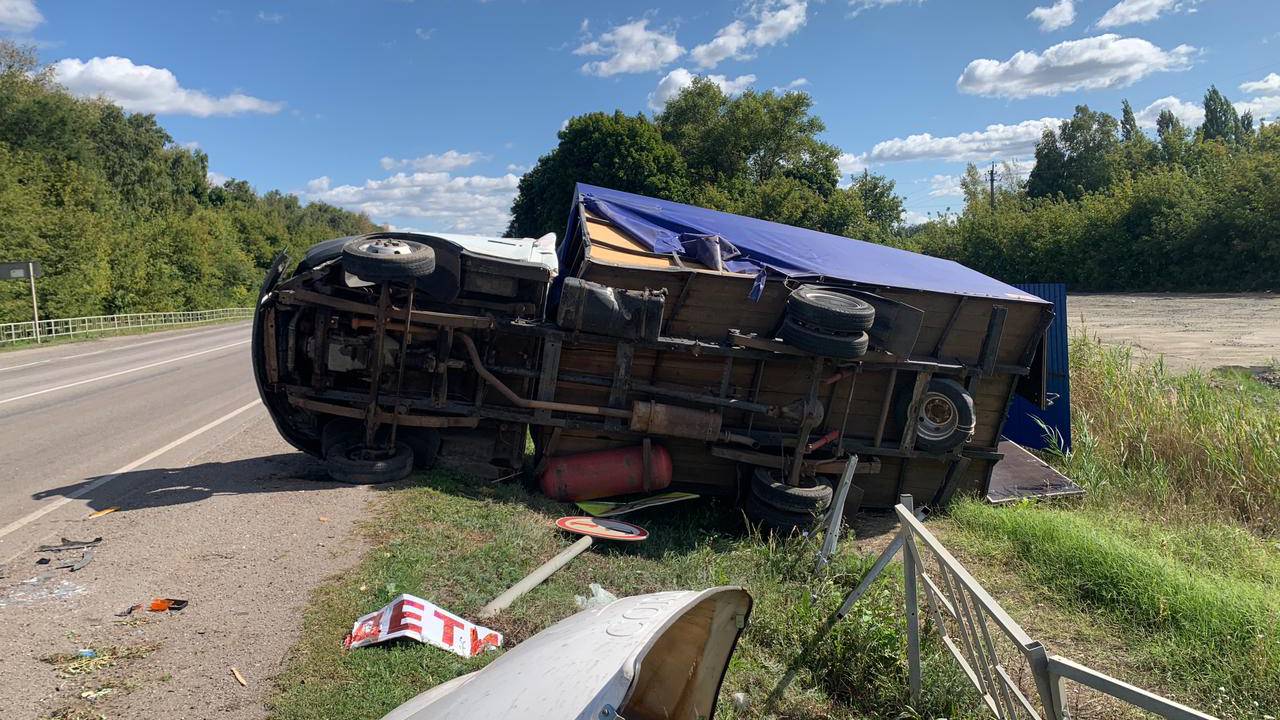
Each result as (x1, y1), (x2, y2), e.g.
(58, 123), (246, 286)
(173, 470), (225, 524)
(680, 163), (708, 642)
(555, 516), (648, 542)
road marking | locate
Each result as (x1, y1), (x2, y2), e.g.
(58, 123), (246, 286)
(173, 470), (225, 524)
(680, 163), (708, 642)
(0, 338), (249, 406)
(0, 398), (263, 541)
(0, 322), (248, 373)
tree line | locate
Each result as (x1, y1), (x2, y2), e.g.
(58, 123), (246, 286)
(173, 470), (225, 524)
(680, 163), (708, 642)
(0, 41), (377, 325)
(509, 79), (1279, 292)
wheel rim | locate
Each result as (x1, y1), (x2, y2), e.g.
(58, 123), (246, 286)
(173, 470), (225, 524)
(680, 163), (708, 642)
(358, 239), (414, 256)
(916, 392), (959, 441)
(801, 289), (863, 311)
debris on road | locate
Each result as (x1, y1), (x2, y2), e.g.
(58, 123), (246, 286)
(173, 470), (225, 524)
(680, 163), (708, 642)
(116, 597), (188, 616)
(37, 537), (102, 552)
(87, 507), (118, 518)
(231, 666), (247, 687)
(343, 594), (503, 658)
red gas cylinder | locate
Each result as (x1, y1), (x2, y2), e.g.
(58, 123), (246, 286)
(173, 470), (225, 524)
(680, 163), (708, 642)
(539, 444), (673, 502)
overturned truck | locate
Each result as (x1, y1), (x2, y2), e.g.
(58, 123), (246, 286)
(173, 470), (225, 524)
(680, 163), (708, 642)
(253, 184), (1052, 530)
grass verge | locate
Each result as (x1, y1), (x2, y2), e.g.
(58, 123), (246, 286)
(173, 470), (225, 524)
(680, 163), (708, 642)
(269, 472), (982, 720)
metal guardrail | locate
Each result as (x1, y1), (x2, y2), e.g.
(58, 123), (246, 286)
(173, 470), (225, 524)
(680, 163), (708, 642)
(0, 308), (253, 345)
(893, 496), (1216, 720)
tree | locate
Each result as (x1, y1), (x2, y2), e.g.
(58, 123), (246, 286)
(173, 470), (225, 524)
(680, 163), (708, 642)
(1201, 85), (1242, 144)
(1156, 109), (1189, 164)
(506, 111), (689, 238)
(851, 170), (904, 231)
(1027, 128), (1068, 198)
(1120, 99), (1141, 143)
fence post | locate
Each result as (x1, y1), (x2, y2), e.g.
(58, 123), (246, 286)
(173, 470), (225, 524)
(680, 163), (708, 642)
(901, 494), (921, 707)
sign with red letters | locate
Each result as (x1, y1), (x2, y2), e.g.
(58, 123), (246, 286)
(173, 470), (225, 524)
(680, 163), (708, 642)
(343, 594), (503, 657)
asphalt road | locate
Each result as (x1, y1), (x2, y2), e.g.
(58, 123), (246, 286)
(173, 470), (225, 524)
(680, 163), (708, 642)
(0, 322), (260, 558)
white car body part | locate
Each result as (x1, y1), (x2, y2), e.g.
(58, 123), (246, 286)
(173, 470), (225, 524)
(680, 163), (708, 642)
(380, 586), (752, 720)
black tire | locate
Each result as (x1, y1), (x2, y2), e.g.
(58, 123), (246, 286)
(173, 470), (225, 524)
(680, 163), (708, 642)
(324, 436), (415, 484)
(323, 420), (440, 470)
(893, 377), (976, 453)
(787, 286), (875, 333)
(341, 237), (437, 283)
(750, 467), (833, 513)
(744, 492), (818, 534)
(321, 418), (362, 456)
(779, 315), (869, 358)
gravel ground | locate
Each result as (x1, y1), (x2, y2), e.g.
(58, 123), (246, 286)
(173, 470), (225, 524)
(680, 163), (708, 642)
(1067, 292), (1280, 372)
(0, 417), (373, 720)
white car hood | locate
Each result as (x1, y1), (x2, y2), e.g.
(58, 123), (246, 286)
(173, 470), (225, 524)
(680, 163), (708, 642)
(430, 232), (558, 275)
(380, 586), (752, 720)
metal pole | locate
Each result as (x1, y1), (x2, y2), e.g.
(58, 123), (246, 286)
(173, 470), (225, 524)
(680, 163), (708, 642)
(902, 493), (922, 707)
(477, 535), (594, 619)
(813, 455), (859, 575)
(28, 262), (40, 344)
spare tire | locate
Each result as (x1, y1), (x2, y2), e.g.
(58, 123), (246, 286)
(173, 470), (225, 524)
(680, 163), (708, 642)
(744, 492), (818, 534)
(787, 286), (875, 333)
(779, 315), (869, 359)
(750, 467), (833, 513)
(894, 378), (976, 453)
(342, 237), (437, 283)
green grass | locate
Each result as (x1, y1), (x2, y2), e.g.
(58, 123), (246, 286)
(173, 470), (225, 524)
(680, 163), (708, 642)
(270, 471), (983, 720)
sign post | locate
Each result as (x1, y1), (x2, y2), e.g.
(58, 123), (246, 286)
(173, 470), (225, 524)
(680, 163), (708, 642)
(1, 261), (43, 343)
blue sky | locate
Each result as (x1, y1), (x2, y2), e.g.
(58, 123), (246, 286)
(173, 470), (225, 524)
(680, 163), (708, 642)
(4, 0), (1278, 235)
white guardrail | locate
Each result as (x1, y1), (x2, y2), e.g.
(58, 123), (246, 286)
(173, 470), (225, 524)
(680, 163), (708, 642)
(0, 308), (253, 345)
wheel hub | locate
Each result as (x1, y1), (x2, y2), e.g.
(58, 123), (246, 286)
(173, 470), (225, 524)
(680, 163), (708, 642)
(917, 392), (959, 441)
(361, 239), (414, 256)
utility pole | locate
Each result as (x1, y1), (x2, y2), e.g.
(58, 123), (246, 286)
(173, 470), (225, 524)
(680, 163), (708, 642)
(28, 261), (40, 343)
(989, 162), (997, 211)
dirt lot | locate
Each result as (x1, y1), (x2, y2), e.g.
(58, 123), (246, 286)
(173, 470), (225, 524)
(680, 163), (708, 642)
(1067, 292), (1280, 372)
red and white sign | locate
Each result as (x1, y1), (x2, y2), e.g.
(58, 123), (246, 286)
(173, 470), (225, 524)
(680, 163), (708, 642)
(343, 594), (503, 657)
(555, 516), (648, 541)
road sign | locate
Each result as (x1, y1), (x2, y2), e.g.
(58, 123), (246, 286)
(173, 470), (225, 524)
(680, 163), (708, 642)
(0, 261), (41, 280)
(556, 516), (649, 541)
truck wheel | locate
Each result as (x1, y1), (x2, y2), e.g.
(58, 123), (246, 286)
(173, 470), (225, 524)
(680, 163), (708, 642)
(324, 435), (415, 484)
(779, 315), (869, 359)
(750, 467), (833, 513)
(744, 492), (818, 534)
(787, 286), (875, 333)
(341, 237), (436, 283)
(894, 378), (975, 453)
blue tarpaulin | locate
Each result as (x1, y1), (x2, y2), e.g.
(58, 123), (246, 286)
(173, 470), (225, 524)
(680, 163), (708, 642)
(566, 183), (1047, 304)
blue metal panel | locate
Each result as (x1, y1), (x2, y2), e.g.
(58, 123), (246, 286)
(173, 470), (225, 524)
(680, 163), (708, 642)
(1003, 283), (1071, 452)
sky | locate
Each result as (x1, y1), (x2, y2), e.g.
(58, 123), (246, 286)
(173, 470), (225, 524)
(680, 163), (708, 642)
(2, 0), (1278, 235)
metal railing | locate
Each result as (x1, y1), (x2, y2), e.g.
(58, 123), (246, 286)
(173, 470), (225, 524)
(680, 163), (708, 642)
(893, 496), (1215, 720)
(768, 495), (1218, 719)
(0, 308), (253, 345)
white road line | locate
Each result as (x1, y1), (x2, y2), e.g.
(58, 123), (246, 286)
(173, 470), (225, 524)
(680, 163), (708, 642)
(0, 399), (263, 541)
(0, 322), (248, 373)
(0, 338), (249, 406)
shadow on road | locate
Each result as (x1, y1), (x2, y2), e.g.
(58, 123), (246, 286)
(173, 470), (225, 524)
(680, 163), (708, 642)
(31, 452), (352, 513)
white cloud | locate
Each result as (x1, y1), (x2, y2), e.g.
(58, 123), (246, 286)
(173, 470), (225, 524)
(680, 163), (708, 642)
(257, 11), (284, 23)
(785, 77), (809, 88)
(865, 118), (1061, 163)
(1235, 95), (1280, 122)
(302, 170), (520, 235)
(957, 34), (1195, 98)
(1028, 0), (1075, 31)
(379, 150), (488, 172)
(0, 0), (42, 32)
(178, 140), (200, 151)
(207, 170), (230, 186)
(1096, 0), (1175, 28)
(848, 0), (922, 17)
(901, 209), (931, 226)
(575, 19), (683, 77)
(415, 27), (434, 40)
(1134, 95), (1202, 128)
(305, 176), (331, 193)
(1240, 73), (1280, 95)
(927, 174), (963, 197)
(837, 152), (867, 177)
(690, 1), (807, 69)
(648, 68), (756, 111)
(51, 56), (284, 117)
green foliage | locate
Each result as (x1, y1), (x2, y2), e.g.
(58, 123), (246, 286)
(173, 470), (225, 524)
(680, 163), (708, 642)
(0, 40), (377, 324)
(507, 79), (901, 243)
